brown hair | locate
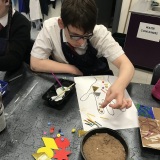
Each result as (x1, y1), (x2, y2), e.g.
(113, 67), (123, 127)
(61, 0), (97, 33)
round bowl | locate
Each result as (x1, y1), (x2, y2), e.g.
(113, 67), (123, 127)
(81, 127), (128, 160)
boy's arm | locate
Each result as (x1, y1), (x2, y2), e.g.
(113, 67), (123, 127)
(91, 25), (134, 109)
(101, 54), (134, 109)
(30, 56), (83, 75)
(30, 20), (82, 75)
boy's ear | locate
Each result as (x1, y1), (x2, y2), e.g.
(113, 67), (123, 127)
(5, 0), (10, 6)
(58, 18), (64, 29)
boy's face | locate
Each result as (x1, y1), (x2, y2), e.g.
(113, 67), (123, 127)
(0, 0), (9, 18)
(58, 18), (93, 47)
(64, 25), (92, 47)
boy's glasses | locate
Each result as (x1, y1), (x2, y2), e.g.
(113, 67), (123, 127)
(67, 26), (93, 41)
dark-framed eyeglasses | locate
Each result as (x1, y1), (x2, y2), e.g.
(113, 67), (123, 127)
(67, 26), (93, 41)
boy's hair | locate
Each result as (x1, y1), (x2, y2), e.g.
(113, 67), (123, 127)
(61, 0), (97, 33)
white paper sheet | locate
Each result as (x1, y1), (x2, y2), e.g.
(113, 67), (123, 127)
(74, 75), (139, 131)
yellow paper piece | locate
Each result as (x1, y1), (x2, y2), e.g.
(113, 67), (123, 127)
(92, 86), (99, 92)
(42, 137), (58, 149)
(78, 130), (88, 137)
(32, 152), (51, 160)
(37, 147), (54, 158)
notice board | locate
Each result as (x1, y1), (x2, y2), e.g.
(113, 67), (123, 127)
(124, 12), (160, 70)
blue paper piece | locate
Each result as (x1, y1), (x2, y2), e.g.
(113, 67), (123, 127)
(136, 104), (155, 119)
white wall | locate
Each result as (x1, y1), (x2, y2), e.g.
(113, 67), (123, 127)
(118, 0), (139, 34)
(117, 0), (160, 33)
(155, 0), (160, 3)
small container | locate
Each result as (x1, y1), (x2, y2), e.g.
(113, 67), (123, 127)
(0, 80), (8, 96)
(0, 94), (6, 132)
(81, 127), (128, 160)
(42, 79), (75, 110)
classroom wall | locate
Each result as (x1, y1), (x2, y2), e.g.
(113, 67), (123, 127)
(117, 0), (160, 34)
(118, 0), (139, 34)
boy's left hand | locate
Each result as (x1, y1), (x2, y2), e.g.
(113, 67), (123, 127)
(101, 84), (132, 109)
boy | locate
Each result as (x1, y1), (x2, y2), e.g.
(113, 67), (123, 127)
(0, 0), (31, 71)
(30, 0), (134, 109)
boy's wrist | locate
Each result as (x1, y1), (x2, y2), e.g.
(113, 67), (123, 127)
(64, 64), (76, 74)
(66, 64), (82, 75)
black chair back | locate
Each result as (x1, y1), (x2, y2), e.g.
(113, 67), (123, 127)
(151, 63), (160, 85)
(24, 39), (35, 65)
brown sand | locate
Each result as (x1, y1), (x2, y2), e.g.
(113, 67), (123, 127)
(83, 133), (126, 160)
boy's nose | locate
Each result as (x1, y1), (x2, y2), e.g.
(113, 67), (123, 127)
(77, 38), (85, 45)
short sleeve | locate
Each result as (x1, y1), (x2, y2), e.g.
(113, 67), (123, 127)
(31, 21), (53, 59)
(90, 25), (124, 62)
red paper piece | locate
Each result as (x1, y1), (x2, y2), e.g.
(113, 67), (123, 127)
(55, 137), (70, 149)
(53, 149), (71, 160)
(50, 127), (54, 134)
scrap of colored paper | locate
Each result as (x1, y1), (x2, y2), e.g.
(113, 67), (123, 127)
(50, 127), (54, 134)
(93, 92), (101, 97)
(138, 116), (160, 150)
(92, 86), (99, 92)
(42, 137), (58, 149)
(53, 149), (71, 160)
(32, 152), (51, 160)
(136, 104), (155, 119)
(104, 84), (108, 88)
(37, 147), (54, 158)
(78, 130), (88, 137)
(55, 137), (70, 149)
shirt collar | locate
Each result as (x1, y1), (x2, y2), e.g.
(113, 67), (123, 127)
(0, 9), (15, 27)
(62, 29), (67, 43)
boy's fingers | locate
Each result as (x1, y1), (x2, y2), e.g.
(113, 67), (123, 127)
(119, 99), (128, 109)
(118, 99), (132, 109)
(109, 94), (123, 109)
(101, 90), (113, 108)
(126, 99), (132, 109)
(102, 95), (132, 109)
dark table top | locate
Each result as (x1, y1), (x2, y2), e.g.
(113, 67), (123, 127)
(0, 65), (160, 160)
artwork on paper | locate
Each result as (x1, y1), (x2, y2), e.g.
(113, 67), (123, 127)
(136, 104), (160, 150)
(74, 75), (139, 131)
